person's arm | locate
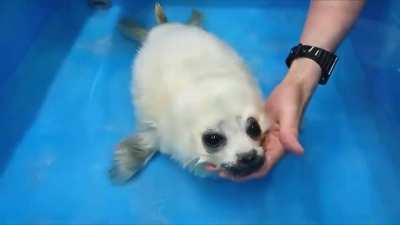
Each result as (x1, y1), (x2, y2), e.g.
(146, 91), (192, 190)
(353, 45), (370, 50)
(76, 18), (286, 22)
(220, 0), (365, 181)
(278, 0), (365, 154)
(286, 0), (365, 105)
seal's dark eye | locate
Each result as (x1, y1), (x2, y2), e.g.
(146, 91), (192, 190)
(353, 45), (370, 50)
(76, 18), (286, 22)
(202, 132), (226, 153)
(246, 117), (261, 140)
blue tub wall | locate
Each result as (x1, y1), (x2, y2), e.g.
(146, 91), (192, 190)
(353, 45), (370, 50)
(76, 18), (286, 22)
(0, 0), (94, 174)
(0, 0), (399, 224)
(0, 0), (64, 86)
(0, 0), (58, 173)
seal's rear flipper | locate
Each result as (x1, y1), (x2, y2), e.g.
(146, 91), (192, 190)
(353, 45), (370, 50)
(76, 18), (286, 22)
(109, 132), (157, 184)
(186, 9), (203, 27)
(118, 18), (148, 43)
(155, 2), (168, 24)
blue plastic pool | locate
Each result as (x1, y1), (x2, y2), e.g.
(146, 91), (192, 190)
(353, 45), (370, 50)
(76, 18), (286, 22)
(1, 0), (399, 224)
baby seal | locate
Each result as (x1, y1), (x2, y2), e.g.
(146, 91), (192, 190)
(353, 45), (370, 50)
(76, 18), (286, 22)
(110, 3), (270, 183)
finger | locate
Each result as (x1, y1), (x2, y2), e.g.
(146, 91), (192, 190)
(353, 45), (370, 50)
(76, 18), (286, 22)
(219, 171), (250, 182)
(263, 129), (286, 170)
(278, 105), (304, 155)
(205, 163), (219, 172)
(219, 170), (265, 182)
(279, 128), (304, 155)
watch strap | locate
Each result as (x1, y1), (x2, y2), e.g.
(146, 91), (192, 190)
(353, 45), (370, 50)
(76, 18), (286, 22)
(286, 43), (338, 85)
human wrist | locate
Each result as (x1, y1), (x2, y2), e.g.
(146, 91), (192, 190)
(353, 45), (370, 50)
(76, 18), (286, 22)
(282, 58), (321, 106)
(285, 57), (321, 92)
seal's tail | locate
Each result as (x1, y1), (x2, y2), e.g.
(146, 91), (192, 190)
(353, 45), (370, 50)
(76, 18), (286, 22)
(118, 2), (203, 43)
(155, 3), (203, 26)
(186, 9), (203, 27)
(155, 2), (168, 24)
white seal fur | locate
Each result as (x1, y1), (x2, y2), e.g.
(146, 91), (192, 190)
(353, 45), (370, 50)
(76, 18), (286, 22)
(110, 4), (270, 183)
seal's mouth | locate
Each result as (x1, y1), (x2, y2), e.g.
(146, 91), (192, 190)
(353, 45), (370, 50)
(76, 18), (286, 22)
(221, 155), (265, 177)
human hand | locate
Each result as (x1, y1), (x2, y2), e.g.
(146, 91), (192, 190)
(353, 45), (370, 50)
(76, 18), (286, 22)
(216, 0), (364, 183)
(217, 58), (321, 181)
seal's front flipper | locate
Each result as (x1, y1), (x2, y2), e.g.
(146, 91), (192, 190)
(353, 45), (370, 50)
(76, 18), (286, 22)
(186, 9), (203, 27)
(109, 132), (157, 184)
(118, 18), (148, 43)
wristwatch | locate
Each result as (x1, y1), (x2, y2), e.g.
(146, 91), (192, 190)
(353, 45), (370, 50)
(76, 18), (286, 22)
(285, 43), (338, 85)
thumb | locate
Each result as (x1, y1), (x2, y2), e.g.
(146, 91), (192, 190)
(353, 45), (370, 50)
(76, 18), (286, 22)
(278, 107), (304, 155)
(277, 104), (304, 155)
(279, 128), (304, 155)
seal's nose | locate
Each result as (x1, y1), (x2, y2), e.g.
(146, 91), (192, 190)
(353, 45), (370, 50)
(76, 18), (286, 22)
(221, 150), (265, 177)
(237, 149), (258, 165)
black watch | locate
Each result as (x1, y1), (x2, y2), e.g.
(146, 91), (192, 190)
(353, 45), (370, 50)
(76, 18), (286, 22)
(285, 43), (338, 85)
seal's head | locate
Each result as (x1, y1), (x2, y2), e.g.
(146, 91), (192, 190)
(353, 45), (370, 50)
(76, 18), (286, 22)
(164, 75), (270, 178)
(200, 116), (266, 177)
(193, 109), (269, 177)
(167, 89), (267, 177)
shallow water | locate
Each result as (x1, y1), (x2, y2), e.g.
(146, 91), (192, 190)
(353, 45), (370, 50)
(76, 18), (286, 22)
(0, 0), (399, 224)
